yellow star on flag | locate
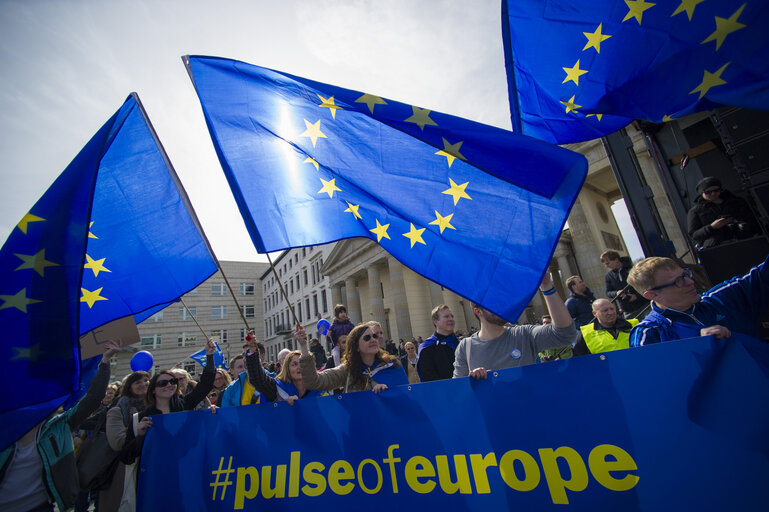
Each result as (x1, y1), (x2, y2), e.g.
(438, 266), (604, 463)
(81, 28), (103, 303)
(402, 223), (427, 248)
(355, 93), (387, 114)
(583, 24), (612, 53)
(370, 219), (391, 242)
(11, 344), (40, 361)
(701, 4), (746, 51)
(17, 213), (45, 234)
(586, 113), (604, 121)
(0, 288), (42, 313)
(672, 0), (705, 21)
(301, 119), (327, 147)
(344, 202), (362, 219)
(304, 157), (319, 171)
(429, 211), (456, 234)
(317, 94), (341, 119)
(14, 249), (59, 277)
(690, 62), (729, 99)
(562, 60), (588, 85)
(623, 0), (655, 25)
(83, 254), (112, 277)
(561, 96), (582, 114)
(318, 178), (341, 198)
(88, 221), (98, 239)
(404, 106), (438, 131)
(81, 287), (108, 308)
(662, 114), (676, 122)
(435, 138), (466, 168)
(442, 178), (472, 206)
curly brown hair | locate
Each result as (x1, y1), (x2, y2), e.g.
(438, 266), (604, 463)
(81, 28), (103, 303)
(342, 322), (399, 390)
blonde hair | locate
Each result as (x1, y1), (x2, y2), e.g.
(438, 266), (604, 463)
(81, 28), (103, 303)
(276, 350), (302, 384)
(627, 257), (679, 293)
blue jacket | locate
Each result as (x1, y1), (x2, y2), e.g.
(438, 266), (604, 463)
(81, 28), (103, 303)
(630, 256), (769, 346)
(565, 289), (595, 327)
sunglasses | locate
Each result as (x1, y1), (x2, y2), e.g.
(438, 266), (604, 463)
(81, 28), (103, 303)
(649, 268), (694, 291)
(155, 378), (178, 388)
(362, 333), (380, 341)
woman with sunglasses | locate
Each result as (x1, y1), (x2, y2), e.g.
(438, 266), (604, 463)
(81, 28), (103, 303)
(298, 321), (408, 394)
(121, 339), (217, 463)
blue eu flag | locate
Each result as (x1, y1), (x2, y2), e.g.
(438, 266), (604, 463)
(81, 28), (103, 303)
(186, 56), (587, 323)
(0, 94), (217, 450)
(502, 0), (769, 144)
(189, 342), (226, 370)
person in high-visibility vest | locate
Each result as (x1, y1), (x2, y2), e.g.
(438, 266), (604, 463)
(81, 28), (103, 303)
(579, 298), (638, 354)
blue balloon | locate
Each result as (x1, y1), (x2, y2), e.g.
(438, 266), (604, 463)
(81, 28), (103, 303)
(131, 350), (154, 372)
(317, 319), (330, 335)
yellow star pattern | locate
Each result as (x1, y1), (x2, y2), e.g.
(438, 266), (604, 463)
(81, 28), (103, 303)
(701, 4), (746, 51)
(318, 178), (341, 198)
(690, 62), (730, 99)
(88, 221), (98, 239)
(622, 0), (655, 25)
(81, 287), (108, 308)
(317, 94), (341, 119)
(429, 211), (456, 234)
(344, 202), (362, 219)
(14, 249), (59, 277)
(402, 223), (427, 248)
(370, 219), (391, 242)
(0, 288), (42, 313)
(582, 24), (612, 53)
(17, 213), (45, 234)
(561, 96), (582, 114)
(11, 344), (40, 361)
(671, 0), (705, 21)
(662, 114), (676, 122)
(83, 254), (111, 277)
(442, 178), (472, 206)
(300, 119), (327, 148)
(404, 106), (438, 131)
(355, 93), (387, 114)
(586, 113), (604, 121)
(435, 138), (466, 168)
(304, 157), (319, 171)
(562, 60), (589, 85)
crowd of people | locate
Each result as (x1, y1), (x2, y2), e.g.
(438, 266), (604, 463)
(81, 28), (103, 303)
(1, 246), (767, 511)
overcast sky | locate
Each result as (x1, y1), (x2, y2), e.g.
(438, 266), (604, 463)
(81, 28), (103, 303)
(0, 0), (642, 262)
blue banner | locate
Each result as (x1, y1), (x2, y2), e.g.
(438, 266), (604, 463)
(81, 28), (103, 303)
(138, 334), (769, 510)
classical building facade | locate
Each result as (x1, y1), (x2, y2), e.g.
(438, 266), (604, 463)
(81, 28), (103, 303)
(111, 260), (269, 379)
(260, 244), (335, 362)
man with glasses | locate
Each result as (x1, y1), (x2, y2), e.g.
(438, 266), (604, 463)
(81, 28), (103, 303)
(627, 255), (769, 346)
(687, 177), (758, 249)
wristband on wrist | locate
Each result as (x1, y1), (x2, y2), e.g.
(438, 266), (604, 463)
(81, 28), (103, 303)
(541, 287), (557, 296)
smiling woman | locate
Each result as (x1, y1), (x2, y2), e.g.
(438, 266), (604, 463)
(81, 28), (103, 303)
(297, 321), (408, 394)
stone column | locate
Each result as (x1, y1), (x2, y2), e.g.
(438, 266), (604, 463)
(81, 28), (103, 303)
(428, 282), (444, 309)
(367, 264), (386, 331)
(387, 257), (412, 340)
(331, 283), (343, 310)
(553, 242), (573, 288)
(568, 197), (606, 295)
(344, 277), (361, 324)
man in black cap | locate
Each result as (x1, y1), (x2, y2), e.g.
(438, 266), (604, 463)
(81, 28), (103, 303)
(687, 177), (758, 248)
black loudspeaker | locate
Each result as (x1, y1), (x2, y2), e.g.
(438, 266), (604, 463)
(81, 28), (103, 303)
(697, 236), (769, 341)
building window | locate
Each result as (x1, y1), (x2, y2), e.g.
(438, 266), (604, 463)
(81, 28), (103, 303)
(146, 311), (163, 322)
(179, 307), (197, 321)
(313, 294), (318, 317)
(297, 301), (302, 323)
(302, 248), (306, 257)
(241, 305), (255, 318)
(290, 280), (294, 294)
(211, 305), (227, 320)
(264, 321), (268, 337)
(210, 329), (228, 343)
(240, 282), (255, 296)
(305, 298), (311, 319)
(211, 283), (226, 296)
(183, 362), (196, 377)
(321, 289), (328, 313)
(177, 333), (196, 347)
(289, 259), (292, 269)
(303, 269), (308, 285)
(240, 329), (247, 342)
(186, 288), (198, 296)
(295, 276), (300, 290)
(141, 334), (161, 349)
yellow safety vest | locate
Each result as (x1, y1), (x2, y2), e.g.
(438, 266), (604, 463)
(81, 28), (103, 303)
(580, 318), (639, 354)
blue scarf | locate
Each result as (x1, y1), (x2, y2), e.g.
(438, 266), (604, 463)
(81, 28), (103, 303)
(361, 361), (409, 388)
(274, 379), (325, 400)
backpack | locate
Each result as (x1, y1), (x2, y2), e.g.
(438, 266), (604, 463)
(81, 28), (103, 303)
(76, 401), (133, 491)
